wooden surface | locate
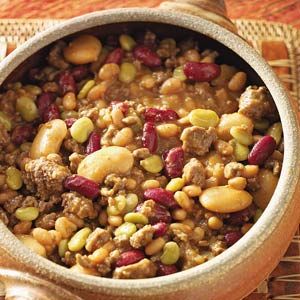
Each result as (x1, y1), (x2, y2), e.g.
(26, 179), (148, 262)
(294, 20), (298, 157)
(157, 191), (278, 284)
(0, 0), (299, 28)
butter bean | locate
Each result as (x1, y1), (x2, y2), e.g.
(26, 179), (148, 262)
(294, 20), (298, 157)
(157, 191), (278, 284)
(114, 222), (137, 238)
(199, 185), (253, 213)
(252, 169), (278, 209)
(63, 35), (102, 65)
(217, 113), (253, 141)
(78, 146), (134, 183)
(124, 212), (148, 225)
(70, 117), (94, 143)
(189, 109), (219, 129)
(29, 119), (67, 159)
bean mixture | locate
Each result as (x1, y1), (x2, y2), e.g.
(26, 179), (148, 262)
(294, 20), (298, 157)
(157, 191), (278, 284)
(0, 31), (283, 278)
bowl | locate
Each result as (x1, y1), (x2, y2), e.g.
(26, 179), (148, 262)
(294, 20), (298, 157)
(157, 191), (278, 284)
(0, 1), (299, 299)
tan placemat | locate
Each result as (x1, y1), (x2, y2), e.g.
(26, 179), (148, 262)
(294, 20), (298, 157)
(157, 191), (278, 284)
(0, 18), (299, 300)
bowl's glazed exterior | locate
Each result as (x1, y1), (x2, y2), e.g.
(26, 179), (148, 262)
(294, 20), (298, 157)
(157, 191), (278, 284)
(0, 4), (299, 300)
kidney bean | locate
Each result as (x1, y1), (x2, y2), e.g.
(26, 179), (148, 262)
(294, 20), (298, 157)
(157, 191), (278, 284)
(37, 92), (56, 117)
(133, 45), (162, 68)
(110, 101), (129, 115)
(144, 108), (179, 123)
(164, 147), (184, 178)
(142, 122), (158, 153)
(64, 175), (99, 199)
(86, 131), (101, 155)
(144, 188), (177, 209)
(58, 71), (76, 95)
(183, 62), (221, 82)
(248, 135), (276, 165)
(153, 222), (168, 237)
(11, 124), (34, 145)
(42, 103), (60, 122)
(105, 48), (124, 65)
(157, 263), (177, 276)
(115, 249), (145, 267)
(227, 205), (256, 226)
(225, 231), (243, 246)
(71, 65), (89, 82)
(64, 118), (77, 128)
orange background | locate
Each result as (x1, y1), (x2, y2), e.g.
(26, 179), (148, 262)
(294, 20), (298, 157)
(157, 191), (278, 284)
(0, 0), (299, 28)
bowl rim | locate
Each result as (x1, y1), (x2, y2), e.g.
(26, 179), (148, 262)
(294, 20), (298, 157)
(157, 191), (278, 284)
(0, 7), (299, 297)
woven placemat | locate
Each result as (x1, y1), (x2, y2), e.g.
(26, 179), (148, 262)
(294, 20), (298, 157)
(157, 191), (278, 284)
(0, 18), (299, 300)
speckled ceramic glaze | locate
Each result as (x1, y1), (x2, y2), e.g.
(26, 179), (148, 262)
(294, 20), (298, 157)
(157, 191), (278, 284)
(0, 3), (299, 300)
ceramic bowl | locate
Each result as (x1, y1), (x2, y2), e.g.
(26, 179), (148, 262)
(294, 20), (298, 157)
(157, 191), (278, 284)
(0, 2), (299, 300)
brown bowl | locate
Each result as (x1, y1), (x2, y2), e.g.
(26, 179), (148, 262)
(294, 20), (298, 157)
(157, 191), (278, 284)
(0, 2), (300, 300)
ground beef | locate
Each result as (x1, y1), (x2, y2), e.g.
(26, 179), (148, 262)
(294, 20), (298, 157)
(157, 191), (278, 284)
(129, 167), (145, 184)
(137, 200), (155, 219)
(4, 149), (20, 166)
(246, 177), (261, 192)
(113, 235), (131, 253)
(113, 258), (157, 279)
(4, 195), (38, 214)
(35, 212), (57, 230)
(38, 194), (61, 213)
(47, 41), (70, 70)
(97, 249), (121, 276)
(180, 242), (206, 270)
(100, 174), (127, 197)
(85, 228), (111, 252)
(209, 238), (227, 256)
(101, 125), (117, 146)
(183, 158), (206, 187)
(62, 192), (97, 219)
(23, 156), (70, 200)
(180, 126), (217, 156)
(238, 86), (278, 120)
(130, 225), (155, 249)
(264, 158), (282, 176)
(63, 138), (85, 154)
(69, 153), (85, 173)
(224, 162), (245, 179)
(0, 123), (10, 151)
(0, 207), (8, 225)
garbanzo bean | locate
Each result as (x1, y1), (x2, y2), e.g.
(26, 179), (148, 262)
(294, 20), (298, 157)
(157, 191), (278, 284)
(63, 35), (102, 65)
(70, 117), (94, 143)
(30, 119), (67, 159)
(199, 185), (253, 213)
(156, 123), (179, 138)
(99, 63), (120, 81)
(17, 234), (46, 257)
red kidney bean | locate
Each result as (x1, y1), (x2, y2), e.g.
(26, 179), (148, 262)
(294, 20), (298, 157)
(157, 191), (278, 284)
(133, 45), (162, 68)
(144, 108), (179, 123)
(11, 124), (34, 145)
(227, 206), (255, 226)
(105, 48), (124, 65)
(42, 103), (60, 122)
(115, 250), (145, 267)
(224, 231), (243, 246)
(64, 175), (99, 199)
(136, 203), (171, 224)
(144, 188), (177, 209)
(183, 62), (221, 82)
(164, 147), (184, 178)
(71, 65), (89, 82)
(64, 118), (77, 128)
(157, 263), (177, 276)
(248, 135), (276, 165)
(152, 222), (168, 237)
(58, 71), (76, 95)
(86, 131), (101, 155)
(142, 122), (158, 153)
(110, 101), (129, 115)
(37, 92), (56, 117)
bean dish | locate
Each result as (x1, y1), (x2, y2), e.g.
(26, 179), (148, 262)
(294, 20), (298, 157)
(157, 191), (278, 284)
(0, 31), (283, 278)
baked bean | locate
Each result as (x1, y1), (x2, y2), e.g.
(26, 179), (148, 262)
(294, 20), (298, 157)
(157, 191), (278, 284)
(156, 124), (179, 138)
(55, 217), (77, 239)
(182, 185), (202, 197)
(172, 208), (187, 221)
(208, 216), (223, 230)
(17, 234), (46, 257)
(112, 127), (134, 147)
(228, 72), (247, 91)
(174, 191), (193, 212)
(111, 108), (124, 128)
(228, 177), (247, 190)
(145, 237), (165, 256)
(62, 92), (77, 110)
(141, 180), (160, 190)
(99, 63), (120, 81)
(160, 78), (184, 95)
